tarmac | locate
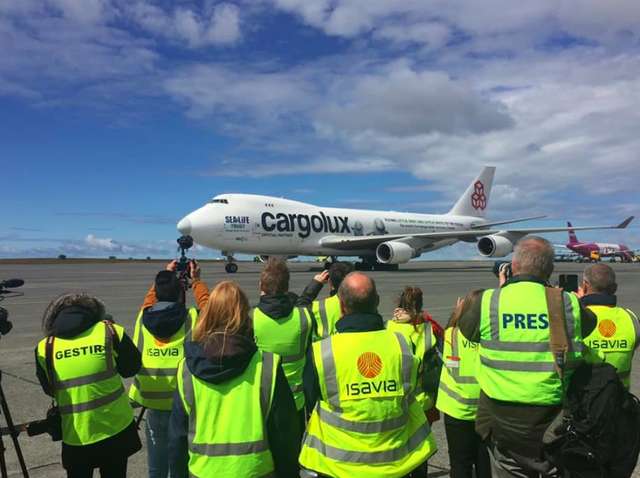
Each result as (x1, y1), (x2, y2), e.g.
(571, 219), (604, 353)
(0, 260), (638, 477)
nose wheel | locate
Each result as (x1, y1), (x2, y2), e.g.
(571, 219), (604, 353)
(222, 252), (238, 273)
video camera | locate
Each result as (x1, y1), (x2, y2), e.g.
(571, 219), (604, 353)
(0, 279), (24, 337)
(176, 235), (195, 289)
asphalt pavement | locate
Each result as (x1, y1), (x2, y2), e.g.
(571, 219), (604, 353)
(0, 260), (638, 477)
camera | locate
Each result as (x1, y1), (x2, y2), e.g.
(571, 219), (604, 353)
(176, 235), (195, 288)
(558, 274), (579, 293)
(26, 406), (62, 441)
(492, 261), (512, 281)
(0, 279), (24, 337)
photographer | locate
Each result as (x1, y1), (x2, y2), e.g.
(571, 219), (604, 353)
(35, 293), (142, 478)
(129, 260), (208, 478)
(579, 263), (640, 389)
(456, 236), (597, 477)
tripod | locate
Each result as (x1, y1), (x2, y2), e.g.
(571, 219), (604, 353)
(0, 370), (29, 478)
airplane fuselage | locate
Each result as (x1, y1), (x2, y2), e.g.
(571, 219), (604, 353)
(179, 194), (483, 258)
(567, 241), (631, 258)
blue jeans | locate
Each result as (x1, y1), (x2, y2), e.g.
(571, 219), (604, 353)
(146, 409), (184, 478)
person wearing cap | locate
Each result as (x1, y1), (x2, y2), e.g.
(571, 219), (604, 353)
(129, 260), (209, 478)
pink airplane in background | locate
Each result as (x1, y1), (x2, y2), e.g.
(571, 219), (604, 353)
(566, 217), (636, 262)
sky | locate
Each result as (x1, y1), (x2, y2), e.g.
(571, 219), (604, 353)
(1, 0), (638, 260)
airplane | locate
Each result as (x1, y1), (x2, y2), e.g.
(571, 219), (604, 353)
(563, 221), (637, 262)
(176, 166), (634, 273)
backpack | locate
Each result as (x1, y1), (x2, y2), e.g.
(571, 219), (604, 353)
(542, 288), (640, 477)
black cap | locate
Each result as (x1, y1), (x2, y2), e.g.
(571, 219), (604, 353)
(155, 270), (182, 302)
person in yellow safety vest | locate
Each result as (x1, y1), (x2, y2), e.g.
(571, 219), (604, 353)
(579, 263), (640, 389)
(300, 272), (437, 478)
(456, 237), (597, 478)
(386, 286), (442, 418)
(168, 281), (301, 478)
(252, 258), (325, 428)
(129, 260), (209, 478)
(35, 293), (142, 478)
(310, 262), (354, 341)
(436, 290), (491, 478)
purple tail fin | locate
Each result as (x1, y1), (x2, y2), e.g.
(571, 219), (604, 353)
(567, 222), (578, 244)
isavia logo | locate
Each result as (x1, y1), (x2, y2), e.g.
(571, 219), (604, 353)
(471, 181), (487, 210)
(357, 352), (383, 378)
(598, 319), (617, 338)
(261, 212), (351, 238)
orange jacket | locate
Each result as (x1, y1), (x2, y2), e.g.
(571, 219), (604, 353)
(141, 279), (209, 311)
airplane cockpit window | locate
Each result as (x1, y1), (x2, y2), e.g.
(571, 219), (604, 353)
(210, 198), (229, 204)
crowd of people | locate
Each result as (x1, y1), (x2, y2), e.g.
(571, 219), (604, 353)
(33, 236), (639, 478)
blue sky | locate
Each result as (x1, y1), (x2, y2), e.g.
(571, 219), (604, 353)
(1, 0), (638, 259)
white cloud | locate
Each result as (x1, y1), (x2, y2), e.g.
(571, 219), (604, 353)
(316, 64), (514, 137)
(128, 1), (242, 47)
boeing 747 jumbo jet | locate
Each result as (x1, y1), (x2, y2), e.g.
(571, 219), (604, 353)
(177, 167), (633, 273)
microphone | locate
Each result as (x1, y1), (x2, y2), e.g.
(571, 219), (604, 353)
(0, 279), (24, 289)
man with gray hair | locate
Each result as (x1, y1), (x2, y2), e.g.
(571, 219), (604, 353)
(457, 236), (597, 477)
(300, 272), (437, 478)
(580, 263), (640, 389)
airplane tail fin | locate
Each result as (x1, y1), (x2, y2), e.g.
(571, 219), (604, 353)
(448, 166), (495, 218)
(567, 221), (579, 244)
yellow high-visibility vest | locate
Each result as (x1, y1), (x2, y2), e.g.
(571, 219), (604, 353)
(36, 321), (133, 445)
(128, 307), (198, 410)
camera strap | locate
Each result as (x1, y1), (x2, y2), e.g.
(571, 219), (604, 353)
(103, 320), (120, 351)
(545, 287), (569, 380)
(44, 335), (57, 394)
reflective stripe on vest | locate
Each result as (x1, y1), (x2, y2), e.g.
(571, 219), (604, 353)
(584, 305), (639, 388)
(300, 330), (437, 477)
(252, 306), (310, 410)
(436, 327), (481, 420)
(478, 283), (583, 405)
(129, 307), (197, 409)
(37, 321), (133, 446)
(314, 295), (341, 341)
(180, 351), (277, 477)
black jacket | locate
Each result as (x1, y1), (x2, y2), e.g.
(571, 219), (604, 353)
(303, 312), (385, 410)
(168, 334), (300, 478)
(34, 307), (142, 468)
(256, 278), (324, 319)
(457, 275), (597, 458)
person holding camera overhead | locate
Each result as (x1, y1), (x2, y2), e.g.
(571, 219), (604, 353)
(129, 260), (209, 478)
(35, 293), (142, 478)
(456, 237), (597, 477)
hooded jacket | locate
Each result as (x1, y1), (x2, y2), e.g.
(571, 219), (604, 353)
(34, 305), (142, 468)
(168, 334), (301, 478)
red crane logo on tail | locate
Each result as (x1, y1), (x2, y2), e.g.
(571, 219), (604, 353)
(471, 180), (487, 211)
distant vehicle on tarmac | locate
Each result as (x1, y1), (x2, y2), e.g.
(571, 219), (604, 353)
(177, 167), (633, 273)
(564, 221), (637, 262)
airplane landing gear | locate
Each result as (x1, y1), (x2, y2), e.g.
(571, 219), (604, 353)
(323, 256), (337, 270)
(223, 252), (238, 274)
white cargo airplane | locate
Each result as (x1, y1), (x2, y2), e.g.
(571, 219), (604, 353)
(177, 167), (633, 273)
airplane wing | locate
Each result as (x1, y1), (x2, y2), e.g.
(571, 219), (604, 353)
(320, 216), (634, 250)
(470, 215), (547, 229)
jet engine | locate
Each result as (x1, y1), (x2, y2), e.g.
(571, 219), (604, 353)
(477, 235), (514, 257)
(376, 241), (416, 264)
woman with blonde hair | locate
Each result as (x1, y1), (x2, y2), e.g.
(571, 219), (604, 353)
(168, 281), (300, 478)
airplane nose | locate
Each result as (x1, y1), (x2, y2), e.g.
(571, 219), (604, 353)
(177, 216), (192, 236)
